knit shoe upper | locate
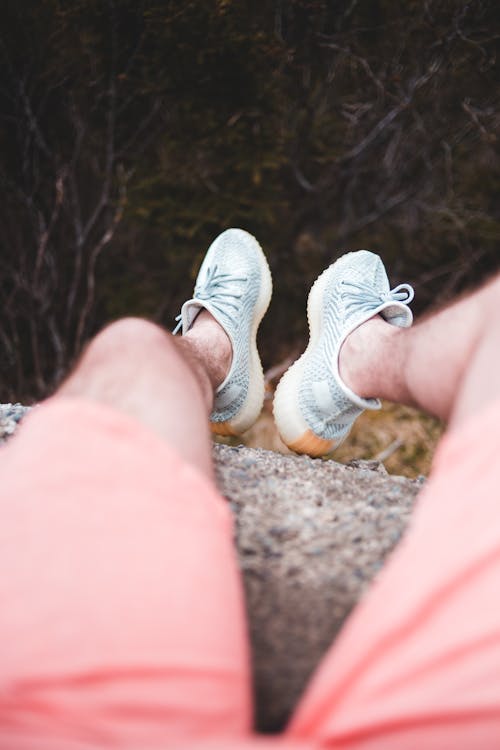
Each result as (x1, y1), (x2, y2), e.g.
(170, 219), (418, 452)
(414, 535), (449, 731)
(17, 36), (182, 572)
(273, 250), (414, 456)
(174, 228), (272, 435)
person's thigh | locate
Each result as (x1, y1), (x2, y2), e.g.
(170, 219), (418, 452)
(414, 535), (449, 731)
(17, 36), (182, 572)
(288, 400), (500, 749)
(0, 398), (251, 750)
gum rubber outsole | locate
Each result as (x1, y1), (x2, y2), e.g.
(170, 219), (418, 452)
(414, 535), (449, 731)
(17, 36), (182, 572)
(210, 236), (273, 436)
(286, 429), (339, 457)
(211, 420), (238, 437)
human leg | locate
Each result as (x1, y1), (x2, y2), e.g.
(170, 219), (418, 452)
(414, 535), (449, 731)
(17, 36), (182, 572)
(0, 230), (272, 749)
(274, 253), (500, 455)
(58, 314), (231, 480)
(339, 273), (500, 429)
(285, 266), (500, 748)
(288, 397), (500, 748)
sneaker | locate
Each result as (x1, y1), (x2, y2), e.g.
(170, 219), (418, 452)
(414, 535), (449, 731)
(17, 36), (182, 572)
(174, 228), (272, 436)
(273, 250), (414, 457)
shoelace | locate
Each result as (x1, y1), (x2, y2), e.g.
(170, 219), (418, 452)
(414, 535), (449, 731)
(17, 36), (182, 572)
(173, 264), (247, 334)
(317, 279), (414, 432)
(341, 280), (414, 317)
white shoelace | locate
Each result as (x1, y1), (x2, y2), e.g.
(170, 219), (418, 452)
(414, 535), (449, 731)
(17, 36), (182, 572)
(341, 279), (414, 317)
(173, 264), (247, 334)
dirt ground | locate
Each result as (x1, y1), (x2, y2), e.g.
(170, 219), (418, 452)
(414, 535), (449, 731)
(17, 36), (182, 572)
(227, 391), (443, 479)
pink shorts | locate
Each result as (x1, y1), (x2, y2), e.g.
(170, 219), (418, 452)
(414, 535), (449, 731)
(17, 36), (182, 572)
(1, 397), (500, 749)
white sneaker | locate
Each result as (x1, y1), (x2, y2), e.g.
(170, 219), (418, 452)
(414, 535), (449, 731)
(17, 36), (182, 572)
(174, 229), (272, 435)
(273, 250), (414, 456)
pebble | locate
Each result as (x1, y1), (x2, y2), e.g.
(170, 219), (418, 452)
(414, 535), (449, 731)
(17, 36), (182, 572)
(0, 403), (30, 442)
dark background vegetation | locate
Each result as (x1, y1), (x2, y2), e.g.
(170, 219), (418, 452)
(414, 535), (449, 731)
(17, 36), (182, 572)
(1, 0), (499, 402)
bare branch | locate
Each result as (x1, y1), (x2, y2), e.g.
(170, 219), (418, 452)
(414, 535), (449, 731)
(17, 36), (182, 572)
(34, 169), (66, 281)
(319, 42), (387, 100)
(340, 60), (441, 163)
(75, 178), (127, 352)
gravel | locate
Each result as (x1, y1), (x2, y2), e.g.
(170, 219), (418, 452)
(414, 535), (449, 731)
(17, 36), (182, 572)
(0, 403), (31, 441)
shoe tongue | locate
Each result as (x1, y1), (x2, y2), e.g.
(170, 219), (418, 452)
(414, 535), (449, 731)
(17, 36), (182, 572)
(380, 301), (413, 328)
(180, 299), (205, 333)
(180, 298), (231, 337)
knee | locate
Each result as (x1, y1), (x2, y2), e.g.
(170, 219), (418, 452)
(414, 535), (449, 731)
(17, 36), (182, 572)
(84, 317), (171, 364)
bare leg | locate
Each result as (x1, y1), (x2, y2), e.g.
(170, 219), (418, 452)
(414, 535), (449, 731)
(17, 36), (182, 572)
(1, 310), (256, 747)
(290, 276), (500, 749)
(340, 274), (500, 430)
(58, 311), (231, 479)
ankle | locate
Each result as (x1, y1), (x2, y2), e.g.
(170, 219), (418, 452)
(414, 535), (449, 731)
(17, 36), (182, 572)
(339, 316), (399, 399)
(183, 310), (232, 390)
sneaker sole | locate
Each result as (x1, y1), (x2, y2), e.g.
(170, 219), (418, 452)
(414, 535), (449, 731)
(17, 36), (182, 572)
(210, 234), (273, 436)
(273, 260), (347, 456)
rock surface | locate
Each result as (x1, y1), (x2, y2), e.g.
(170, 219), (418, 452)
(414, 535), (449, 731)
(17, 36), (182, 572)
(214, 443), (422, 731)
(0, 403), (30, 438)
(0, 408), (422, 732)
